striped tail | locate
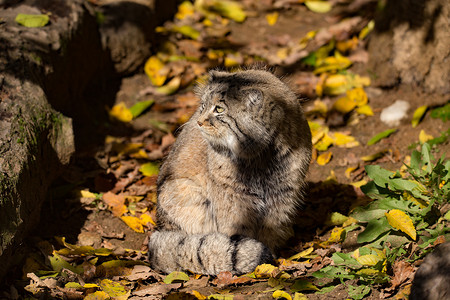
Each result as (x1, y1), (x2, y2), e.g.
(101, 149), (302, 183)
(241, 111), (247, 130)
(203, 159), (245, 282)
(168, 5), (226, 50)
(148, 231), (274, 275)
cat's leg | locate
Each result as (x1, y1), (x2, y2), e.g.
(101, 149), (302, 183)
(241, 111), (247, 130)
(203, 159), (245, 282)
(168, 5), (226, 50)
(148, 231), (273, 275)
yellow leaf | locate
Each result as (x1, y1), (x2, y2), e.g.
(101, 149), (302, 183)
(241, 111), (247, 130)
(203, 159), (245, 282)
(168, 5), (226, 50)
(359, 20), (375, 39)
(139, 162), (159, 177)
(129, 149), (149, 159)
(412, 105), (427, 128)
(315, 73), (327, 97)
(357, 268), (379, 276)
(356, 104), (374, 116)
(120, 216), (144, 233)
(172, 25), (200, 40)
(385, 209), (417, 240)
(84, 291), (110, 300)
(333, 96), (357, 114)
(350, 180), (367, 188)
(347, 87), (368, 106)
(191, 290), (207, 299)
(100, 279), (129, 300)
(144, 56), (167, 87)
(331, 132), (359, 148)
(109, 102), (133, 123)
(336, 36), (359, 53)
(419, 130), (433, 144)
(224, 53), (243, 68)
(254, 264), (279, 278)
(317, 151), (332, 165)
(156, 76), (181, 95)
(314, 54), (352, 74)
(83, 283), (100, 288)
(293, 293), (308, 300)
(308, 121), (328, 144)
(288, 247), (314, 261)
(356, 254), (381, 266)
(304, 1), (332, 13)
(299, 30), (316, 49)
(197, 0), (246, 23)
(314, 133), (334, 151)
(78, 190), (97, 198)
(273, 290), (292, 300)
(308, 99), (328, 117)
(361, 149), (388, 162)
(140, 213), (156, 226)
(345, 165), (358, 178)
(343, 216), (357, 227)
(276, 47), (289, 60)
(320, 227), (345, 247)
(322, 74), (349, 95)
(325, 170), (337, 183)
(266, 12), (279, 26)
(175, 1), (195, 20)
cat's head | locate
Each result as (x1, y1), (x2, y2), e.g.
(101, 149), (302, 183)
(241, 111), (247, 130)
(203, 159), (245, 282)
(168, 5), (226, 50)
(194, 69), (294, 159)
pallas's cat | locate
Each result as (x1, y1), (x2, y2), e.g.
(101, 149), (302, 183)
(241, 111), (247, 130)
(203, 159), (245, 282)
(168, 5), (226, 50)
(148, 69), (312, 275)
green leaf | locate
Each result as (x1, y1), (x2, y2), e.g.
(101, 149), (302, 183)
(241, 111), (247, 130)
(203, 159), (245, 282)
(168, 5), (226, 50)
(367, 129), (397, 145)
(347, 284), (371, 300)
(172, 25), (200, 40)
(290, 279), (319, 292)
(139, 162), (159, 177)
(304, 1), (332, 13)
(49, 253), (83, 274)
(351, 206), (386, 222)
(331, 252), (362, 269)
(357, 217), (390, 243)
(430, 102), (450, 122)
(15, 13), (49, 27)
(129, 100), (154, 118)
(163, 271), (190, 284)
(65, 282), (82, 289)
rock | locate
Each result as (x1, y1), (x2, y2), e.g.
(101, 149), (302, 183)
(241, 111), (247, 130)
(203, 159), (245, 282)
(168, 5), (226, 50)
(0, 0), (176, 281)
(368, 0), (450, 94)
(410, 242), (450, 300)
(380, 100), (410, 126)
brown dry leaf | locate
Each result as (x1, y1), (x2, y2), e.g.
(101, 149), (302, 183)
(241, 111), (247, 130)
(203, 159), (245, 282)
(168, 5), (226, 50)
(390, 260), (415, 289)
(133, 283), (182, 297)
(102, 192), (127, 217)
(214, 271), (256, 287)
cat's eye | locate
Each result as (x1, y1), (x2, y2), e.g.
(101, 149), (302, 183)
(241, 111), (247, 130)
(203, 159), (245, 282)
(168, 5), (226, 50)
(214, 106), (225, 113)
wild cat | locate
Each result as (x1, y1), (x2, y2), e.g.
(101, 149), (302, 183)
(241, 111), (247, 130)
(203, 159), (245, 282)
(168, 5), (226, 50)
(148, 69), (312, 275)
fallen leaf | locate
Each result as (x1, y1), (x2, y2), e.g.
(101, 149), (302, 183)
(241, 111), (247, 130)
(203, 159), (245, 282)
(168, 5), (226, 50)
(419, 130), (433, 144)
(120, 216), (144, 233)
(304, 1), (332, 13)
(84, 291), (110, 300)
(361, 149), (388, 162)
(175, 1), (195, 20)
(172, 25), (201, 40)
(385, 209), (417, 240)
(317, 151), (332, 165)
(144, 56), (168, 87)
(288, 247), (314, 261)
(109, 102), (133, 123)
(139, 162), (160, 177)
(156, 76), (181, 95)
(253, 264), (279, 278)
(163, 271), (190, 284)
(390, 260), (414, 289)
(367, 128), (397, 145)
(266, 12), (279, 26)
(15, 13), (49, 27)
(411, 105), (427, 128)
(196, 0), (246, 23)
(291, 279), (319, 292)
(359, 20), (375, 39)
(356, 104), (374, 116)
(273, 290), (292, 300)
(99, 279), (129, 300)
(129, 100), (154, 118)
(331, 132), (359, 148)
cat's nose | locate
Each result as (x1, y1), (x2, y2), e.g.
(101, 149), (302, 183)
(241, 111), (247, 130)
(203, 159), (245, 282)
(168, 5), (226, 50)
(197, 121), (203, 127)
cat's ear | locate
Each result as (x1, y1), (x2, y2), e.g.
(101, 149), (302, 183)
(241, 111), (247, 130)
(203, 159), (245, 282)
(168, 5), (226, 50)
(245, 89), (263, 106)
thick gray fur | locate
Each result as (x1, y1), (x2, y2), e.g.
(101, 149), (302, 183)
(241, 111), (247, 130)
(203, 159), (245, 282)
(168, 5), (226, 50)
(148, 69), (312, 275)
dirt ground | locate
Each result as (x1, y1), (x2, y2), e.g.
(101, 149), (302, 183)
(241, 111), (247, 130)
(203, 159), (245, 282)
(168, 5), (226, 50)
(2, 1), (448, 299)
